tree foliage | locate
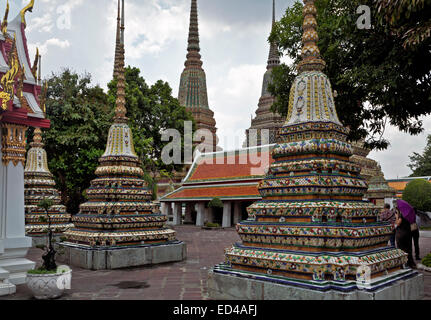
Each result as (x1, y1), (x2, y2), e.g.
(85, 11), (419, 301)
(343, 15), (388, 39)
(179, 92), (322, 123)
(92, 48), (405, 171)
(402, 179), (431, 212)
(269, 0), (431, 150)
(408, 135), (431, 177)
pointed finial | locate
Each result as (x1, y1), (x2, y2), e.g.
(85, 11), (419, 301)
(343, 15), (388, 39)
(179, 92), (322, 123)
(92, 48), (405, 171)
(297, 0), (326, 73)
(31, 127), (44, 148)
(31, 47), (39, 79)
(121, 0), (125, 45)
(113, 0), (122, 78)
(20, 0), (34, 27)
(113, 0), (127, 123)
(185, 0), (203, 69)
(38, 53), (41, 84)
(1, 0), (9, 34)
(267, 0), (280, 69)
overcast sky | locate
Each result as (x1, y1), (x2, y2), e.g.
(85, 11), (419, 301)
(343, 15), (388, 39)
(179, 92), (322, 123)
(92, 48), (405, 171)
(4, 0), (430, 179)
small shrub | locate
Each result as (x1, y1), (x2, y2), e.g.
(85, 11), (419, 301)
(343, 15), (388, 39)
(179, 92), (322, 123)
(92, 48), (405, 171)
(28, 268), (57, 275)
(208, 197), (223, 208)
(205, 222), (220, 228)
(422, 253), (431, 268)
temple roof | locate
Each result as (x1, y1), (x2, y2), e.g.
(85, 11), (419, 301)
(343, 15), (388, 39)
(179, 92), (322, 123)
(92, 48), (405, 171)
(161, 145), (275, 202)
(387, 176), (431, 198)
(0, 0), (49, 128)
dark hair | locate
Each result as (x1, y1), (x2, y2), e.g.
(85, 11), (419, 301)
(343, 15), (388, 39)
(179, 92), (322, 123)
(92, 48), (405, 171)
(384, 204), (390, 209)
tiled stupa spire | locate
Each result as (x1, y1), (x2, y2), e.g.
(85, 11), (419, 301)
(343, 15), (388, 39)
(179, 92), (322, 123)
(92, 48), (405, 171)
(216, 0), (411, 290)
(113, 0), (124, 79)
(24, 128), (73, 237)
(178, 0), (219, 152)
(245, 0), (284, 147)
(64, 0), (177, 247)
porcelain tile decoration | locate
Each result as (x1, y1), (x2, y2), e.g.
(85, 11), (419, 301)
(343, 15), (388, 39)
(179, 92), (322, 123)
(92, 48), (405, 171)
(24, 128), (73, 240)
(209, 0), (421, 298)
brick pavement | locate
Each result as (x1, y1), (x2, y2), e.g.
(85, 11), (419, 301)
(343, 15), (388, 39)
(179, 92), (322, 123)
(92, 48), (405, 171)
(1, 225), (430, 300)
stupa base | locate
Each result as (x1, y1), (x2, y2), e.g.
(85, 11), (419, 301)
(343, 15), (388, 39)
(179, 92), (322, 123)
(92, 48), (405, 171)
(56, 241), (186, 270)
(208, 265), (424, 300)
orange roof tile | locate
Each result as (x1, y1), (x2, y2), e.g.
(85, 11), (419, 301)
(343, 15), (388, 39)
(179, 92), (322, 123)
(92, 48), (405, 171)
(187, 147), (274, 183)
(164, 184), (261, 201)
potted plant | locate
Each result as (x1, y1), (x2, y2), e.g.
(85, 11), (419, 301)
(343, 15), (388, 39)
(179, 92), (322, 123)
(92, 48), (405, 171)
(26, 199), (72, 299)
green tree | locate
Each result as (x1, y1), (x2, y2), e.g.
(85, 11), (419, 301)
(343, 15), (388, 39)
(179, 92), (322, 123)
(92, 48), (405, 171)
(37, 69), (112, 214)
(408, 135), (431, 177)
(269, 0), (431, 150)
(107, 66), (196, 177)
(402, 179), (431, 212)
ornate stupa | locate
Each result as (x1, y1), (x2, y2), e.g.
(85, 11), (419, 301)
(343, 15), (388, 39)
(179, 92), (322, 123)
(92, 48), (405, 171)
(350, 140), (385, 182)
(61, 0), (185, 269)
(24, 128), (73, 244)
(178, 0), (219, 153)
(209, 0), (422, 299)
(244, 0), (285, 147)
(365, 168), (397, 208)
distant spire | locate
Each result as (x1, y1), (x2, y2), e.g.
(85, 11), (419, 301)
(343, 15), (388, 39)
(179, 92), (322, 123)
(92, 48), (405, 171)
(113, 0), (122, 78)
(113, 0), (127, 124)
(185, 0), (202, 69)
(267, 0), (280, 70)
(297, 0), (326, 73)
(121, 0), (125, 45)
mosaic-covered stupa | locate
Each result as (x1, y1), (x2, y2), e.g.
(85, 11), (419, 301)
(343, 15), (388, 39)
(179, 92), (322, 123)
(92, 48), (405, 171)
(210, 0), (421, 298)
(24, 128), (73, 243)
(61, 1), (185, 269)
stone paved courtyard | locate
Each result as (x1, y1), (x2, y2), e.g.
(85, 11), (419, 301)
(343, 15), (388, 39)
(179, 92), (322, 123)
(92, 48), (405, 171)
(1, 226), (431, 300)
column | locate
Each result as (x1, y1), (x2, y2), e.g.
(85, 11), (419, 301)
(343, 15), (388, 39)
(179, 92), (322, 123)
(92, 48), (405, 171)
(195, 203), (205, 227)
(222, 201), (232, 228)
(0, 124), (35, 296)
(173, 203), (182, 226)
(166, 202), (174, 225)
(160, 202), (168, 216)
(184, 203), (193, 224)
(233, 202), (242, 225)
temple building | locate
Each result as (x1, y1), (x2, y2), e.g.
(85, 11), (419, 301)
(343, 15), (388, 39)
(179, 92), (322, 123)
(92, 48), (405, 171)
(24, 128), (73, 246)
(59, 0), (186, 270)
(244, 0), (284, 147)
(0, 0), (50, 296)
(208, 0), (422, 300)
(387, 176), (431, 199)
(178, 0), (219, 153)
(160, 145), (275, 227)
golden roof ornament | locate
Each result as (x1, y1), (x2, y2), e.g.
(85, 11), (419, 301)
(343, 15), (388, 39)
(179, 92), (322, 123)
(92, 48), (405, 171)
(20, 0), (35, 27)
(0, 36), (19, 110)
(31, 47), (39, 79)
(1, 0), (9, 34)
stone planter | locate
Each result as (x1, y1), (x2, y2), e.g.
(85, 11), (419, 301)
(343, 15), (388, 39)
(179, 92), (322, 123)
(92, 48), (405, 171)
(26, 266), (72, 299)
